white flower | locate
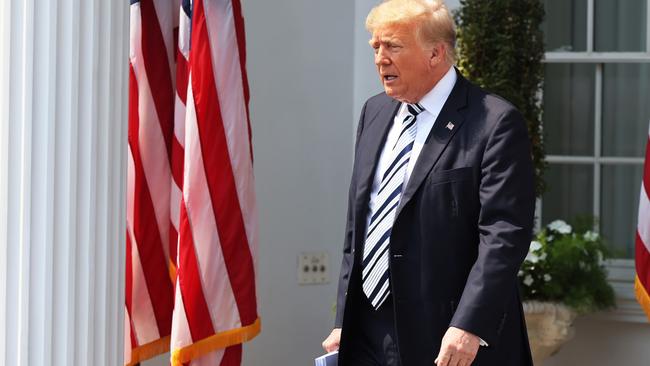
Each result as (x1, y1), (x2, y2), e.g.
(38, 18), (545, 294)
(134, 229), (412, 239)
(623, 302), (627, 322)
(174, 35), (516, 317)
(544, 274), (552, 282)
(548, 220), (572, 234)
(547, 235), (555, 242)
(523, 275), (534, 286)
(539, 252), (547, 261)
(518, 270), (524, 277)
(525, 241), (543, 263)
(583, 230), (599, 242)
(530, 240), (542, 252)
(525, 252), (539, 264)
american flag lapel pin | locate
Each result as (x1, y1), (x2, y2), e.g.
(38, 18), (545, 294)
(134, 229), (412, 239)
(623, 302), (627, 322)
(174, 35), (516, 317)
(446, 122), (455, 130)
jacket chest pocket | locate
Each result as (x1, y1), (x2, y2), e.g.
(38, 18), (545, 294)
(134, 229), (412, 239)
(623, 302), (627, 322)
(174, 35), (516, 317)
(422, 167), (475, 218)
(426, 167), (474, 185)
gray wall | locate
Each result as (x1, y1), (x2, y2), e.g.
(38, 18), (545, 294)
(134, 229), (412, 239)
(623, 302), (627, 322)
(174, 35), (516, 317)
(353, 0), (383, 126)
(242, 0), (354, 365)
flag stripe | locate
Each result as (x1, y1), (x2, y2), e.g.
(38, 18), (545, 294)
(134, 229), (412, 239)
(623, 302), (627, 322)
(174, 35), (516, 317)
(219, 345), (242, 366)
(635, 124), (650, 321)
(176, 54), (190, 105)
(152, 0), (178, 80)
(638, 186), (650, 253)
(172, 123), (186, 186)
(189, 350), (224, 366)
(178, 3), (192, 58)
(178, 199), (217, 340)
(140, 0), (174, 158)
(174, 96), (187, 147)
(170, 183), (183, 231)
(230, 0), (252, 156)
(171, 279), (193, 350)
(644, 136), (650, 198)
(125, 232), (136, 348)
(231, 0), (249, 108)
(124, 309), (134, 362)
(130, 230), (164, 342)
(191, 0), (257, 325)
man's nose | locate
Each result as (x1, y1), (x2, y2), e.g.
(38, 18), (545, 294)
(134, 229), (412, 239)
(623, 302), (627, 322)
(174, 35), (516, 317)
(374, 49), (389, 66)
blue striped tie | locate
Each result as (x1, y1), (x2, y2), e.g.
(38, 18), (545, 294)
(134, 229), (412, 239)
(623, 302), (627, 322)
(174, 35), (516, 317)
(362, 103), (424, 310)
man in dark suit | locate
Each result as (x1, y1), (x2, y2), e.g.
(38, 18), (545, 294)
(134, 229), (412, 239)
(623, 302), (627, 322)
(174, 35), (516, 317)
(321, 1), (535, 365)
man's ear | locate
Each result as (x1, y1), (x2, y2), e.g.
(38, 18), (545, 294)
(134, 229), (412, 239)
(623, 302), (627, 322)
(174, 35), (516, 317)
(429, 43), (444, 66)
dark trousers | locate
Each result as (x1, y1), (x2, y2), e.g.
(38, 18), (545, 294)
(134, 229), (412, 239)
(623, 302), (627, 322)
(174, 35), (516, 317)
(344, 290), (402, 366)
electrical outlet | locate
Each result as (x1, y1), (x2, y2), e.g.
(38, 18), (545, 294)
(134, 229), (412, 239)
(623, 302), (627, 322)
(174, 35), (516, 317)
(298, 251), (330, 285)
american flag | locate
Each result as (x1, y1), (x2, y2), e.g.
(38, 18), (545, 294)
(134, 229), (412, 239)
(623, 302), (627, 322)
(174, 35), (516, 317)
(636, 123), (650, 322)
(126, 0), (260, 365)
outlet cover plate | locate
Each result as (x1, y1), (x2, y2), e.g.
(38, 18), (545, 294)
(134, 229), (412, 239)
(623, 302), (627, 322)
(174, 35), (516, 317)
(298, 251), (330, 285)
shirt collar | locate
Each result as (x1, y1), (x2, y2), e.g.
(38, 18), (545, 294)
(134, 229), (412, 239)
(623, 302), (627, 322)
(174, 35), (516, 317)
(416, 65), (457, 117)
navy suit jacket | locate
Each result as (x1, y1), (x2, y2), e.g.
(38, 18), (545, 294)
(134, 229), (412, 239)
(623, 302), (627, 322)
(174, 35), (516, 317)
(335, 70), (535, 366)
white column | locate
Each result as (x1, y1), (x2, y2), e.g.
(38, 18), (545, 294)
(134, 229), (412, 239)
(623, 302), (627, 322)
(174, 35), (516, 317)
(0, 1), (129, 365)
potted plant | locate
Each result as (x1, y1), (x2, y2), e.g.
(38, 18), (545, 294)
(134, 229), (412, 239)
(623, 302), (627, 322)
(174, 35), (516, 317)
(518, 219), (616, 364)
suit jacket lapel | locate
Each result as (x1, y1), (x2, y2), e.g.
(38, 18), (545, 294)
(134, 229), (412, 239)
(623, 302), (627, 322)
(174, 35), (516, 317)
(396, 72), (469, 217)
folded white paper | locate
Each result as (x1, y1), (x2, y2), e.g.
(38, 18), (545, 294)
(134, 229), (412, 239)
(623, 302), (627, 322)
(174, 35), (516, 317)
(314, 350), (338, 366)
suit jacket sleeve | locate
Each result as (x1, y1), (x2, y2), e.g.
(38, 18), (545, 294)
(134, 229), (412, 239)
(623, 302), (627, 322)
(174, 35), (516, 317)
(334, 101), (367, 328)
(449, 107), (535, 346)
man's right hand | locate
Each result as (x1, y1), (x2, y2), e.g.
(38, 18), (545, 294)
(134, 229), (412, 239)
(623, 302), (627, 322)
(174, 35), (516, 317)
(321, 328), (342, 352)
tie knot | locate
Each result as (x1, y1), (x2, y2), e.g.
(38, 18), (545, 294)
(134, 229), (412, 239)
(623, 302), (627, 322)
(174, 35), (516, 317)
(407, 103), (424, 116)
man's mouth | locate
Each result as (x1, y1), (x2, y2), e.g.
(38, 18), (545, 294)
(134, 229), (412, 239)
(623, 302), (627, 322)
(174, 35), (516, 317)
(383, 75), (398, 81)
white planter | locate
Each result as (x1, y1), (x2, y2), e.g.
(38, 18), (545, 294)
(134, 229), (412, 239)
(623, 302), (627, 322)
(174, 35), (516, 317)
(523, 301), (577, 366)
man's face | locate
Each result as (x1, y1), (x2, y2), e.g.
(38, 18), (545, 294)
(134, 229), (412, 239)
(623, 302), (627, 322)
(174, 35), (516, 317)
(370, 22), (435, 103)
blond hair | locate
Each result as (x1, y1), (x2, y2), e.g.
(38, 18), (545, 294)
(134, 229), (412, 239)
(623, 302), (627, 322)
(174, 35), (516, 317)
(366, 0), (456, 64)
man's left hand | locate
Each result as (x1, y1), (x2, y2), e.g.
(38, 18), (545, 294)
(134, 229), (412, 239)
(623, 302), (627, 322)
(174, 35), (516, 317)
(434, 326), (480, 366)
